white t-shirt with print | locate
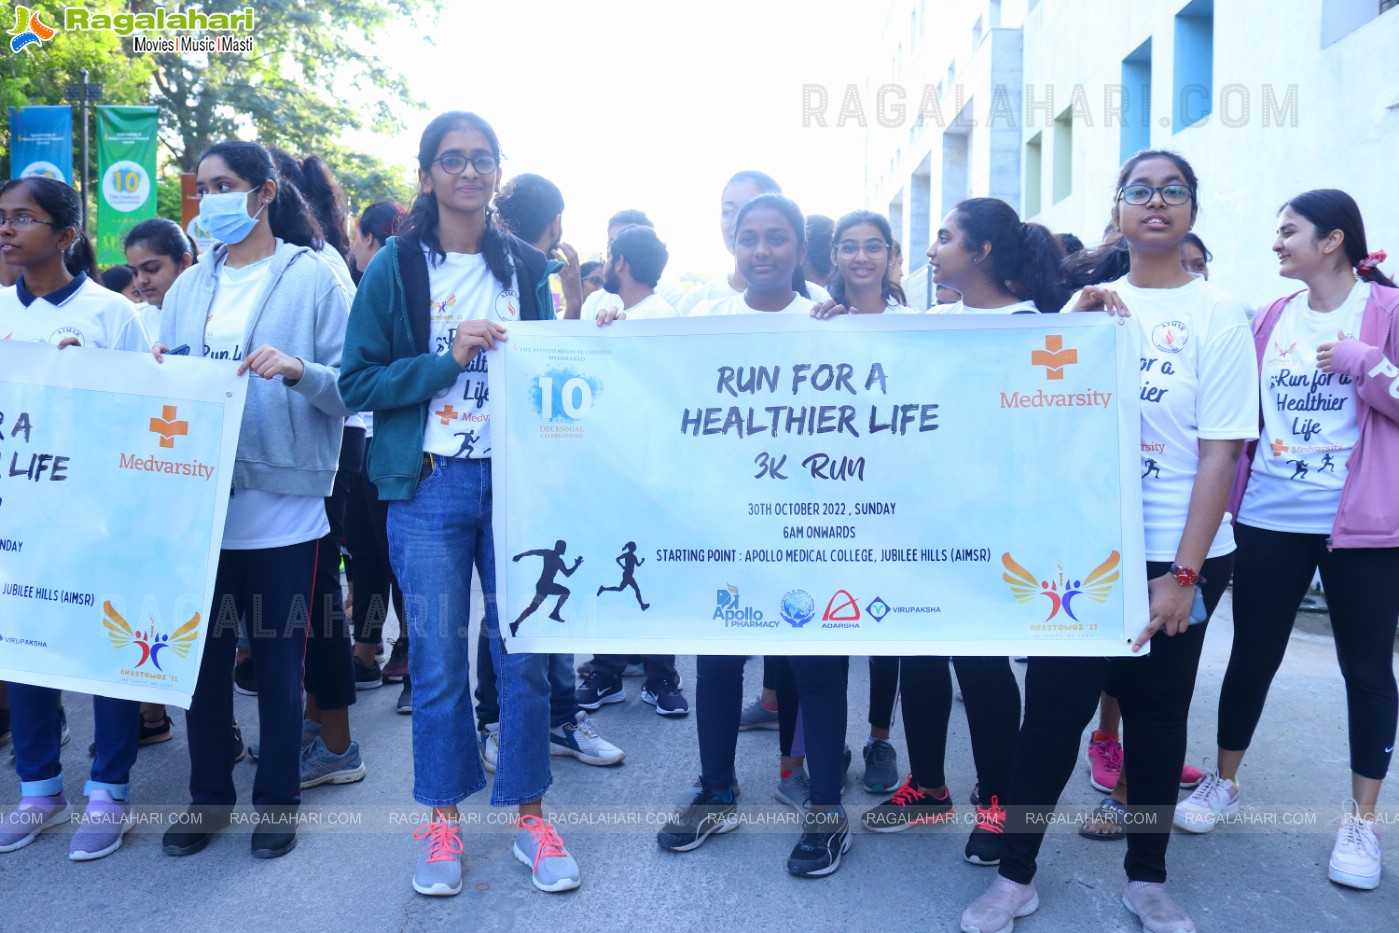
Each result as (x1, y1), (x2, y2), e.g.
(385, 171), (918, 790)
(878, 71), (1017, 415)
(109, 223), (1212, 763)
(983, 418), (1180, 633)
(617, 292), (677, 321)
(1064, 276), (1258, 561)
(205, 256), (330, 550)
(934, 299), (1040, 315)
(422, 248), (518, 459)
(678, 277), (830, 316)
(691, 292), (818, 317)
(1239, 283), (1368, 534)
(0, 274), (148, 350)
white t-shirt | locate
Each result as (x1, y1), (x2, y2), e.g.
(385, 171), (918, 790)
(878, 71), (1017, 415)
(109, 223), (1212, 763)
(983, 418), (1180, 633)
(1063, 276), (1258, 561)
(1239, 283), (1368, 533)
(616, 292), (677, 320)
(691, 292), (818, 317)
(135, 301), (161, 345)
(0, 273), (148, 350)
(678, 277), (830, 316)
(934, 299), (1040, 315)
(205, 256), (330, 550)
(581, 278), (688, 320)
(422, 248), (518, 459)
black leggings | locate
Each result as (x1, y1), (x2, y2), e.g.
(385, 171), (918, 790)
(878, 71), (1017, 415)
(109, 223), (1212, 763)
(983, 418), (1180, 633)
(1220, 523), (1399, 780)
(868, 656), (900, 731)
(899, 656), (1020, 800)
(346, 441), (406, 647)
(303, 426), (361, 711)
(999, 556), (1231, 886)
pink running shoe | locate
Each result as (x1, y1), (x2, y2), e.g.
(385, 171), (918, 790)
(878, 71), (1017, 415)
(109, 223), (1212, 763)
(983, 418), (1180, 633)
(1180, 762), (1205, 789)
(1086, 730), (1122, 793)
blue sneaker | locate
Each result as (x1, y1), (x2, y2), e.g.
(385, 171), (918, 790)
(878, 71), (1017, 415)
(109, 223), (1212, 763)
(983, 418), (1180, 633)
(300, 736), (367, 788)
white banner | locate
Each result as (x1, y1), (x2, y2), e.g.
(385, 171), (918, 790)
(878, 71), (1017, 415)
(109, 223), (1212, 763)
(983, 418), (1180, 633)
(492, 314), (1147, 656)
(0, 343), (246, 705)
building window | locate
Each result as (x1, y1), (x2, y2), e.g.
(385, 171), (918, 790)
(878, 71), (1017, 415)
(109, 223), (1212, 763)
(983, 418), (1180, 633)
(1322, 0), (1398, 44)
(1173, 0), (1214, 132)
(972, 16), (983, 49)
(1120, 38), (1152, 161)
(1053, 108), (1072, 203)
(1025, 133), (1043, 218)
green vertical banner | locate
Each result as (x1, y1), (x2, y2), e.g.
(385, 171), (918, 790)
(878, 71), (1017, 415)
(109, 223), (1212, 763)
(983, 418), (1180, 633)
(96, 106), (159, 265)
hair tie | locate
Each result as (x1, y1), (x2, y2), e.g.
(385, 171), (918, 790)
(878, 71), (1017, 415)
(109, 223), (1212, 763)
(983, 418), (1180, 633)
(1357, 250), (1387, 276)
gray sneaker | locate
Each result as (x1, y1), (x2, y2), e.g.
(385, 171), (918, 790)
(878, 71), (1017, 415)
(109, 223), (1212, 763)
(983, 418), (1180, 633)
(412, 818), (463, 896)
(69, 790), (132, 861)
(1122, 882), (1197, 933)
(738, 696), (779, 731)
(863, 739), (900, 793)
(299, 736), (367, 788)
(0, 794), (70, 853)
(249, 719), (320, 762)
(775, 764), (811, 814)
(514, 814), (580, 892)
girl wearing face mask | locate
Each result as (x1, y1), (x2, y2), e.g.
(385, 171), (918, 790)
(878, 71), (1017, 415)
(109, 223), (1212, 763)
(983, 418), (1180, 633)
(1183, 190), (1399, 892)
(152, 140), (351, 862)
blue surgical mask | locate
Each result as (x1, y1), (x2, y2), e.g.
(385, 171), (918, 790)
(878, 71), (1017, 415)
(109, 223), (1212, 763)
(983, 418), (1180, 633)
(198, 190), (267, 245)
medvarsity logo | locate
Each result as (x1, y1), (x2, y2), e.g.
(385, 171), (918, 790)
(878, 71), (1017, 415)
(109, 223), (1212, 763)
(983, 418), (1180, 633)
(1030, 335), (1078, 380)
(1001, 551), (1121, 622)
(8, 5), (56, 52)
(117, 402), (216, 480)
(1000, 334), (1112, 411)
(713, 584), (772, 627)
(103, 600), (200, 672)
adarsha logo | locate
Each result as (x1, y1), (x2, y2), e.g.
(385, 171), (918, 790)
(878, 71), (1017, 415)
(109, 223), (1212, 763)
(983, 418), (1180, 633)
(149, 404), (188, 449)
(1002, 551), (1121, 622)
(821, 589), (860, 628)
(1031, 335), (1078, 380)
(103, 601), (199, 673)
(8, 5), (56, 53)
(713, 584), (773, 627)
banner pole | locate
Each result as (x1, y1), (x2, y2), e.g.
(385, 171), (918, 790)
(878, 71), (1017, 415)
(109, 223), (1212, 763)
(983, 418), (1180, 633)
(81, 68), (90, 229)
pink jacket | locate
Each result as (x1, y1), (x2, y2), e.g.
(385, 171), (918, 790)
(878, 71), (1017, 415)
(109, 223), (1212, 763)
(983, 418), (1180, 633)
(1228, 283), (1399, 548)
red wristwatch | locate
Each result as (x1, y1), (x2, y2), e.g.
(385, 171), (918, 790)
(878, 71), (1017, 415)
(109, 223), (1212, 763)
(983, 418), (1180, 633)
(1169, 563), (1202, 587)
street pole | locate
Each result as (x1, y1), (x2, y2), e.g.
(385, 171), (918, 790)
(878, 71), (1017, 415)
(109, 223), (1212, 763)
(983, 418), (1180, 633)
(64, 72), (102, 232)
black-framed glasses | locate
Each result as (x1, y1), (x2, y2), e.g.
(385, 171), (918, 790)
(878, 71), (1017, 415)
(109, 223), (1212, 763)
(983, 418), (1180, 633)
(432, 152), (499, 175)
(836, 239), (889, 257)
(1117, 184), (1194, 206)
(0, 214), (57, 229)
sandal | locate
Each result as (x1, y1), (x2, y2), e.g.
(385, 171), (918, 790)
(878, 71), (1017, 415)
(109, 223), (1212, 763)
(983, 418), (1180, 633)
(139, 714), (174, 746)
(1080, 797), (1128, 840)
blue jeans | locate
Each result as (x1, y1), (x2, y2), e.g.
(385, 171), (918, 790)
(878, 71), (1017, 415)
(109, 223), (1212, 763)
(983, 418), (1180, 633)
(388, 457), (552, 807)
(8, 686), (140, 799)
(475, 630), (577, 729)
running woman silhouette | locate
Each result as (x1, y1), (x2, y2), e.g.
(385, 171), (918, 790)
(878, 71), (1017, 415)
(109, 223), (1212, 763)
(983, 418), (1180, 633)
(510, 540), (583, 635)
(596, 541), (649, 610)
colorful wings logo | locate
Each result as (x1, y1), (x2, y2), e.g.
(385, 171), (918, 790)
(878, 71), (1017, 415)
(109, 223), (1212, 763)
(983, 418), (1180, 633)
(9, 6), (57, 53)
(103, 601), (201, 671)
(1001, 551), (1121, 622)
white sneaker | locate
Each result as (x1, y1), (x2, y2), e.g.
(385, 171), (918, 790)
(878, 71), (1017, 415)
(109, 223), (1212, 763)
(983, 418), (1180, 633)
(550, 712), (624, 766)
(1329, 798), (1381, 890)
(480, 722), (500, 774)
(1172, 772), (1239, 833)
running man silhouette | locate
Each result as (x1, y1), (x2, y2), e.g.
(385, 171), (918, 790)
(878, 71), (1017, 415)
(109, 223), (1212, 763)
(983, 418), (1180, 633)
(452, 429), (480, 457)
(1142, 458), (1161, 479)
(1320, 452), (1337, 473)
(1288, 458), (1309, 480)
(596, 541), (649, 610)
(510, 540), (583, 635)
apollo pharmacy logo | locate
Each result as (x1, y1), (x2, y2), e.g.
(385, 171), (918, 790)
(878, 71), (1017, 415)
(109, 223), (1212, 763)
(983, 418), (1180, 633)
(713, 584), (773, 628)
(8, 6), (57, 52)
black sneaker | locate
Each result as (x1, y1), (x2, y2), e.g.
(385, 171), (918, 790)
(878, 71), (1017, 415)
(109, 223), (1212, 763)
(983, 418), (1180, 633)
(395, 676), (413, 714)
(353, 657), (383, 690)
(964, 797), (1006, 866)
(861, 777), (954, 832)
(787, 809), (852, 877)
(232, 722), (246, 764)
(251, 808), (298, 858)
(657, 788), (739, 852)
(575, 671), (625, 711)
(640, 678), (689, 717)
(162, 806), (233, 856)
(382, 638), (409, 684)
(233, 658), (258, 696)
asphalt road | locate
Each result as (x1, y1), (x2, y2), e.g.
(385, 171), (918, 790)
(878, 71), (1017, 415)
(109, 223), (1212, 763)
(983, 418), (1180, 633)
(2, 589), (1394, 932)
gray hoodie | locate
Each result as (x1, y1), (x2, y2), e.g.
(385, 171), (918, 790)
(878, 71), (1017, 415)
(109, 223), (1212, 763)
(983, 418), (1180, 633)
(161, 240), (351, 498)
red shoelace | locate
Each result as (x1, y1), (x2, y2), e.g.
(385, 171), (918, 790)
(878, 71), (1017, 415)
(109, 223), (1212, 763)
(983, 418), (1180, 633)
(517, 814), (567, 868)
(413, 818), (463, 863)
(975, 797), (1006, 834)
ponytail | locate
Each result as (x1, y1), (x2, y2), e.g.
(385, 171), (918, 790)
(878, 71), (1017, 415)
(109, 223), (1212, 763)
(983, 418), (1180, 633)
(64, 228), (99, 280)
(1062, 230), (1131, 289)
(952, 198), (1067, 310)
(1017, 221), (1070, 312)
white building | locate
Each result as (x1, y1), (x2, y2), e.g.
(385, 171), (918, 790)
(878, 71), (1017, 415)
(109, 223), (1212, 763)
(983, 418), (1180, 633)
(868, 0), (1399, 308)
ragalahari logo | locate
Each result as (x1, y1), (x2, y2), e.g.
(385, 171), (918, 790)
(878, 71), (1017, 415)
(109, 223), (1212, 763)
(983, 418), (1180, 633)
(1002, 551), (1120, 622)
(1030, 335), (1077, 380)
(149, 404), (189, 448)
(822, 590), (860, 622)
(8, 5), (57, 53)
(103, 601), (200, 671)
